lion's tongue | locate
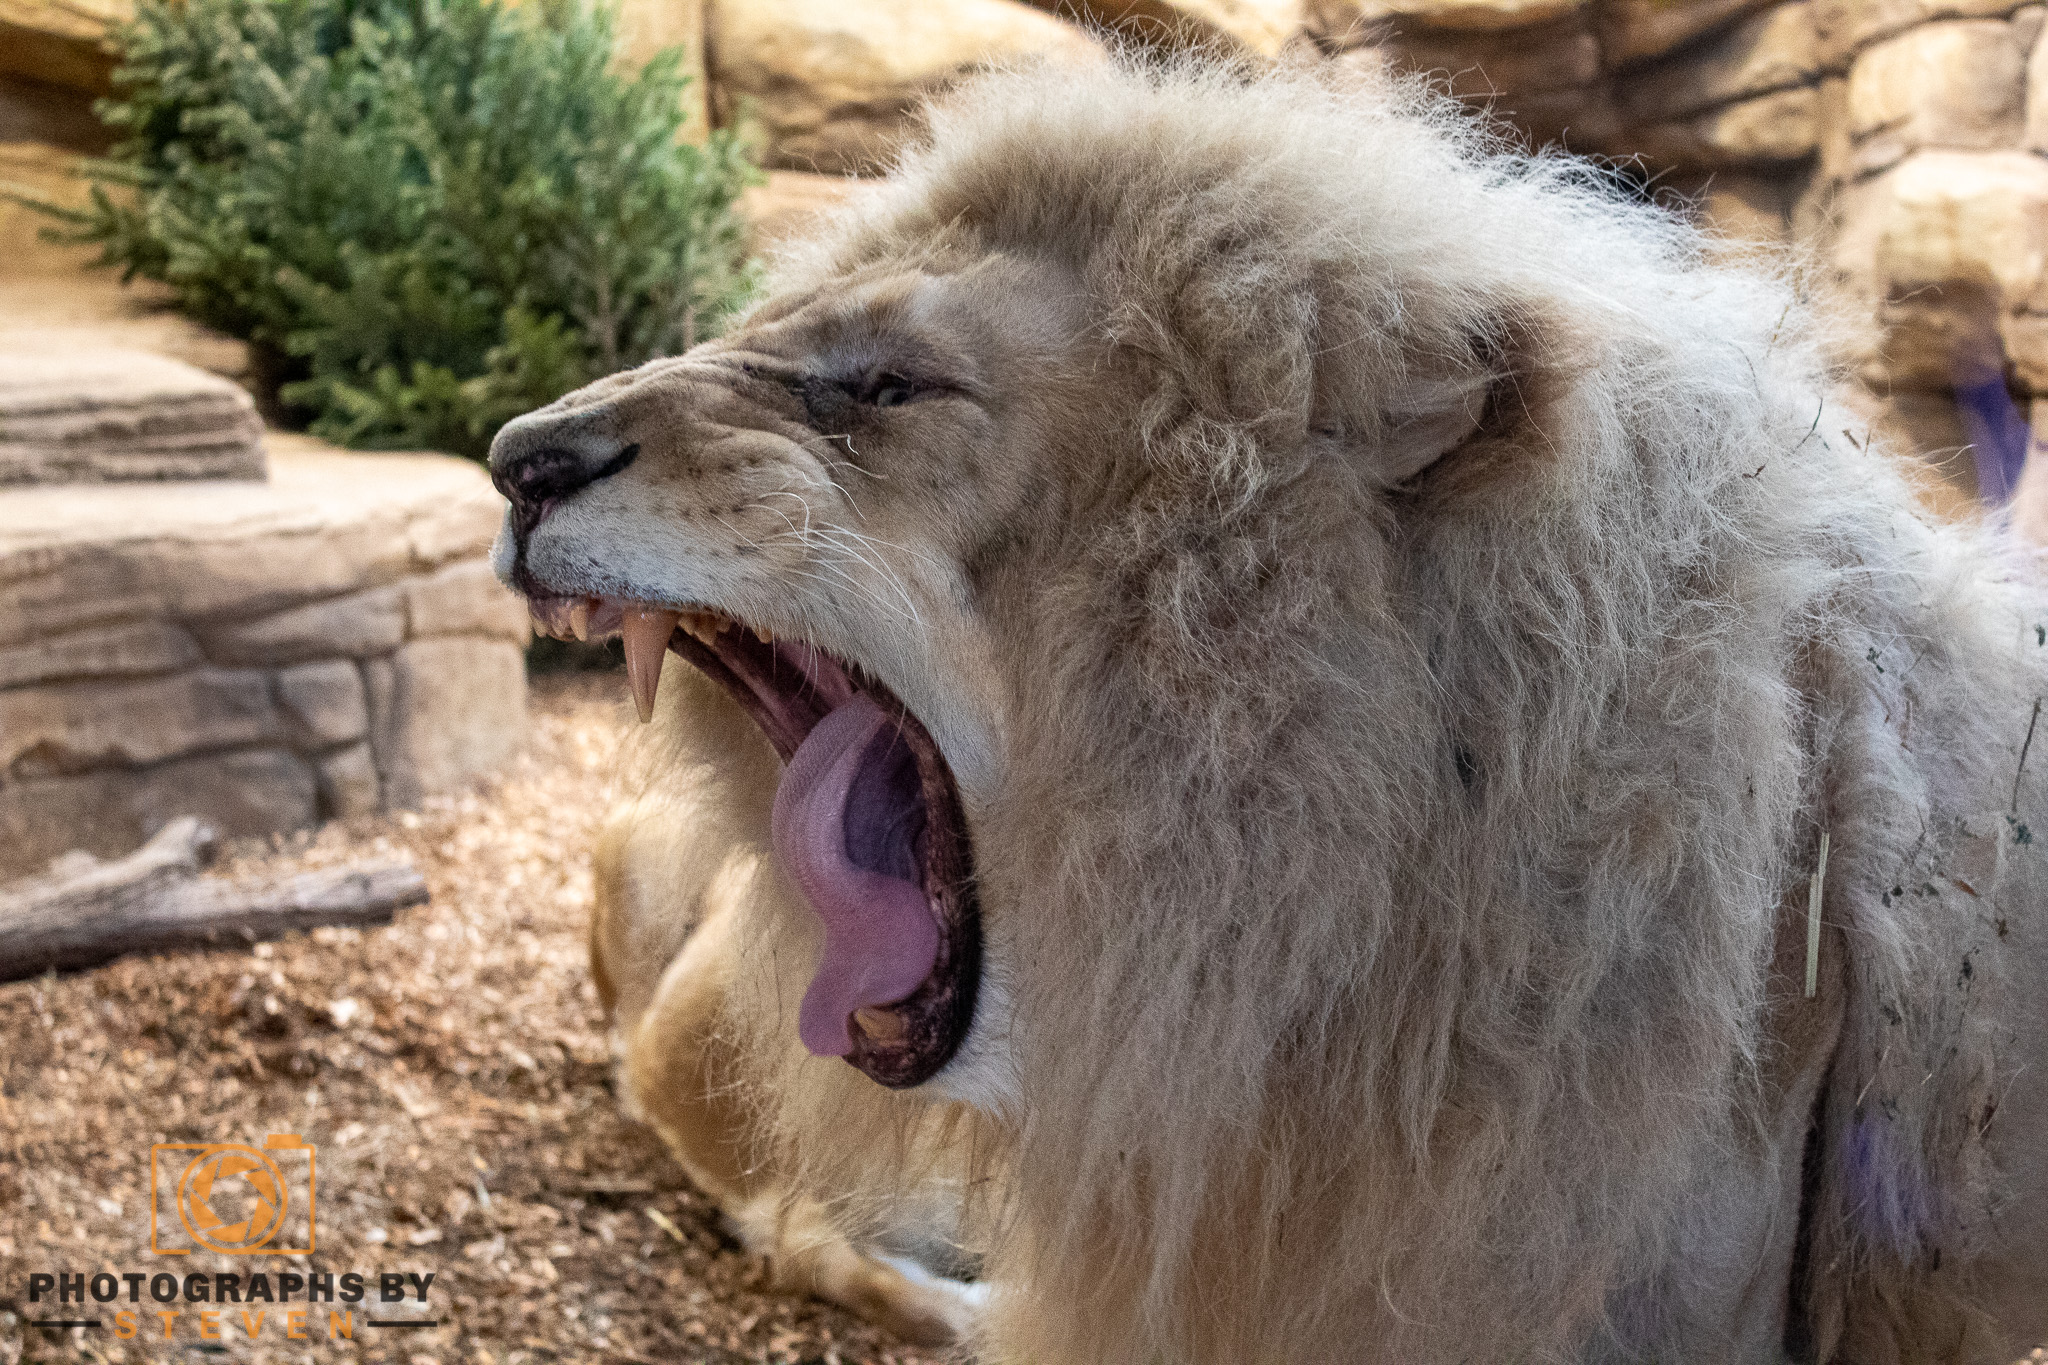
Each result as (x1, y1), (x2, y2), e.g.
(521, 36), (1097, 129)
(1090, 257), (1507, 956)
(771, 694), (940, 1058)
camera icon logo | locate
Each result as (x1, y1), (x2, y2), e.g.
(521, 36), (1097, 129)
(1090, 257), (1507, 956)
(151, 1134), (317, 1255)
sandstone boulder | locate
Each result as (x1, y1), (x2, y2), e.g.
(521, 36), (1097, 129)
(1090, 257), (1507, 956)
(1872, 151), (2048, 308)
(1692, 171), (1796, 243)
(1037, 0), (1303, 53)
(0, 668), (280, 777)
(1306, 0), (1581, 41)
(0, 620), (199, 690)
(0, 345), (265, 486)
(1630, 85), (1818, 168)
(1617, 2), (1816, 127)
(273, 659), (371, 751)
(370, 638), (526, 809)
(0, 748), (317, 875)
(609, 0), (709, 137)
(315, 741), (381, 818)
(1596, 0), (1777, 66)
(739, 170), (866, 251)
(2008, 398), (2048, 543)
(1828, 150), (2048, 388)
(0, 437), (505, 646)
(198, 584), (408, 666)
(403, 554), (534, 643)
(1846, 21), (2027, 175)
(1813, 0), (2031, 67)
(0, 0), (127, 93)
(1371, 15), (1602, 97)
(706, 0), (1106, 175)
(0, 437), (523, 872)
(1332, 19), (1617, 147)
(2027, 13), (2048, 151)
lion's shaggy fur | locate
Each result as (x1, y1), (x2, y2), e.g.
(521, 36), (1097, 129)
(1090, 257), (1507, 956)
(611, 63), (2048, 1363)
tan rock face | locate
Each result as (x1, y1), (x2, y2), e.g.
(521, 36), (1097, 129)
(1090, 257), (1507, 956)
(1631, 85), (1819, 168)
(0, 439), (504, 645)
(738, 170), (865, 251)
(1829, 150), (2048, 389)
(1305, 0), (1581, 40)
(707, 0), (1105, 175)
(198, 585), (409, 666)
(2027, 13), (2048, 150)
(1370, 14), (1602, 97)
(1693, 171), (1796, 242)
(608, 0), (709, 137)
(0, 620), (199, 690)
(0, 668), (281, 776)
(0, 748), (317, 873)
(272, 659), (371, 751)
(1617, 2), (1816, 126)
(1037, 0), (1303, 54)
(373, 638), (526, 809)
(0, 346), (266, 486)
(1595, 0), (1778, 66)
(1873, 151), (2048, 306)
(1813, 0), (2030, 67)
(403, 557), (532, 642)
(0, 440), (525, 870)
(0, 0), (127, 93)
(1846, 21), (2027, 175)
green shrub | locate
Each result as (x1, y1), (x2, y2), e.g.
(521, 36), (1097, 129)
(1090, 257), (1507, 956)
(32, 0), (759, 458)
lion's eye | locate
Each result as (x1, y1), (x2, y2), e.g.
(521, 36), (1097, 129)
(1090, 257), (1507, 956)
(859, 372), (914, 408)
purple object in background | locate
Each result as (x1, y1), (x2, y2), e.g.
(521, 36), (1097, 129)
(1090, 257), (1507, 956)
(1953, 359), (2031, 506)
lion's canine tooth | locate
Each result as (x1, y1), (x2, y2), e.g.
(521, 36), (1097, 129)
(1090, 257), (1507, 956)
(852, 1006), (906, 1043)
(621, 602), (681, 724)
(759, 626), (774, 644)
(569, 598), (592, 642)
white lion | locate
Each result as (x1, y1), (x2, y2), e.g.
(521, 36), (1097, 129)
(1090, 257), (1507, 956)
(490, 61), (2048, 1363)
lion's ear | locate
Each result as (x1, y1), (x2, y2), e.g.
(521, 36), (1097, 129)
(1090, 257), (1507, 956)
(1376, 368), (1496, 484)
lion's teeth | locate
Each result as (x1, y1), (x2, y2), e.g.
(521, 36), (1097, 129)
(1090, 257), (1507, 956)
(569, 599), (592, 642)
(681, 611), (720, 646)
(851, 1006), (906, 1043)
(759, 626), (774, 644)
(621, 603), (680, 724)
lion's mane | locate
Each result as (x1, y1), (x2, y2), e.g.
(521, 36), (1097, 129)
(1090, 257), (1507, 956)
(683, 62), (2040, 1364)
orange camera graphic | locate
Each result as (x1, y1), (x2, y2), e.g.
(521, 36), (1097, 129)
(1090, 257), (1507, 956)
(150, 1134), (317, 1256)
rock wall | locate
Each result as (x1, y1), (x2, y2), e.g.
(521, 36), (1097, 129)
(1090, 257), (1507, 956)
(4, 0), (2040, 490)
(0, 435), (529, 876)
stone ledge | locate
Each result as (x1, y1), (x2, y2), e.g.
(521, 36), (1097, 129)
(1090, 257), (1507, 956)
(0, 433), (528, 874)
(0, 434), (508, 645)
(0, 343), (266, 486)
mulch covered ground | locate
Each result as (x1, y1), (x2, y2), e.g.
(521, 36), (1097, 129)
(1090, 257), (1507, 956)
(0, 671), (948, 1365)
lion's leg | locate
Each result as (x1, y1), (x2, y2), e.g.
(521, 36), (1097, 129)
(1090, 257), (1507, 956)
(594, 676), (984, 1348)
(606, 856), (983, 1346)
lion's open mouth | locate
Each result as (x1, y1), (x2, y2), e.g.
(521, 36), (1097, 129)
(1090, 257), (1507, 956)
(527, 594), (979, 1090)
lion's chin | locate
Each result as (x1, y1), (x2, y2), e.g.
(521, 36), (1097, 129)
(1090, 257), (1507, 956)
(527, 591), (981, 1090)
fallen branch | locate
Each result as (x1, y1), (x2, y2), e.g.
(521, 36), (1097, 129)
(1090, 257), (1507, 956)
(0, 816), (427, 981)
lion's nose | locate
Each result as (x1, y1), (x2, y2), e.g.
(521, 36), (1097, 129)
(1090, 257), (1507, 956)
(488, 415), (641, 530)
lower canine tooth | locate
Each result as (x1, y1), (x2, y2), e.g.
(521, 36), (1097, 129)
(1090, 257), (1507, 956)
(852, 1006), (907, 1043)
(569, 599), (592, 642)
(621, 602), (681, 724)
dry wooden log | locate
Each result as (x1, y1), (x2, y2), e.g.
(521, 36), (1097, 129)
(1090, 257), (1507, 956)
(0, 816), (428, 981)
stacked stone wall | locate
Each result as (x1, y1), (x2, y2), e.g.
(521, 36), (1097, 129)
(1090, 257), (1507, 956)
(0, 437), (529, 876)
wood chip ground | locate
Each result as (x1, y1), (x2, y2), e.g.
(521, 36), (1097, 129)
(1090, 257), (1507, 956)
(0, 673), (948, 1365)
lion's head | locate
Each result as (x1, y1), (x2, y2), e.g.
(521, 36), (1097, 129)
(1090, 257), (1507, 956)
(484, 61), (1990, 1364)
